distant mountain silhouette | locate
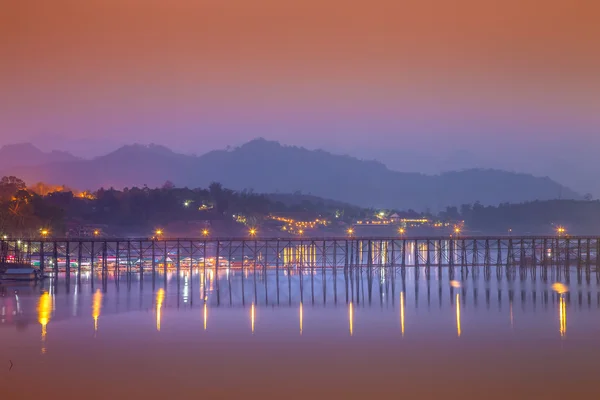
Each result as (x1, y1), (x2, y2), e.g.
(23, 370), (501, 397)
(0, 143), (79, 170)
(0, 139), (580, 210)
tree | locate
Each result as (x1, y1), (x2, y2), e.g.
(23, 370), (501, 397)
(162, 180), (175, 190)
(0, 176), (26, 202)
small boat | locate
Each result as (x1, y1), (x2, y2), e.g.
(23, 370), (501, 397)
(1, 268), (42, 281)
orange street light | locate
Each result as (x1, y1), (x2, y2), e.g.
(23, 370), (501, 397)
(398, 227), (406, 236)
(93, 230), (100, 236)
(249, 228), (257, 237)
(40, 229), (49, 238)
(298, 229), (304, 236)
(556, 226), (566, 236)
(454, 227), (461, 235)
(155, 229), (164, 239)
(202, 229), (209, 237)
(347, 228), (354, 236)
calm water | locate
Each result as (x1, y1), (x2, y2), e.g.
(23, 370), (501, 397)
(1, 267), (599, 399)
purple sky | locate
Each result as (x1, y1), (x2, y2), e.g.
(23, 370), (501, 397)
(1, 0), (599, 194)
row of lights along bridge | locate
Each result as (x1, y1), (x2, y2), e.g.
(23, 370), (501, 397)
(4, 225), (568, 240)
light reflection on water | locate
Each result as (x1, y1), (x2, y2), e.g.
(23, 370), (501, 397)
(0, 266), (599, 399)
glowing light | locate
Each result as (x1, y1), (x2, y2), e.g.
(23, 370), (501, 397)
(347, 228), (354, 236)
(454, 227), (461, 234)
(556, 226), (566, 235)
(300, 302), (303, 335)
(552, 282), (569, 294)
(40, 229), (49, 237)
(37, 292), (52, 343)
(184, 200), (191, 207)
(2, 235), (7, 240)
(202, 229), (209, 237)
(92, 289), (102, 332)
(298, 229), (304, 236)
(456, 293), (461, 337)
(400, 291), (405, 337)
(156, 288), (165, 331)
(450, 280), (461, 288)
(398, 228), (405, 235)
(249, 228), (257, 237)
(155, 229), (163, 236)
(559, 295), (567, 338)
(349, 302), (354, 336)
(203, 303), (207, 331)
(251, 303), (255, 333)
(93, 230), (100, 236)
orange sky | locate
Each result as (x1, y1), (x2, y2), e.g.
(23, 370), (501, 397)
(1, 0), (599, 161)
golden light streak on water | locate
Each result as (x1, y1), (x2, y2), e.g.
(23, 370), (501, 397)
(456, 293), (461, 337)
(156, 288), (165, 332)
(349, 302), (354, 336)
(559, 295), (567, 338)
(251, 303), (255, 334)
(92, 289), (102, 332)
(299, 302), (303, 335)
(400, 291), (405, 337)
(37, 292), (52, 345)
(203, 303), (207, 331)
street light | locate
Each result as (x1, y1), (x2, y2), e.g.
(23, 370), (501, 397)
(40, 229), (49, 238)
(398, 227), (405, 236)
(454, 226), (461, 235)
(347, 228), (354, 236)
(93, 230), (100, 236)
(202, 229), (209, 237)
(155, 229), (164, 239)
(249, 228), (257, 237)
(556, 226), (566, 236)
(298, 229), (304, 236)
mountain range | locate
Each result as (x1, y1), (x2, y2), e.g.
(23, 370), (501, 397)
(0, 138), (580, 211)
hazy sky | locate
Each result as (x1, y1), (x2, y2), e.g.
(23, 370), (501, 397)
(1, 1), (599, 190)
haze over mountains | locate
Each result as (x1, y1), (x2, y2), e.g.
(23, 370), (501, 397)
(0, 139), (580, 211)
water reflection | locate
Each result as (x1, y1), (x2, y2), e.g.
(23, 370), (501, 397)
(559, 295), (567, 338)
(92, 289), (102, 332)
(0, 266), (594, 344)
(251, 302), (255, 334)
(4, 263), (600, 399)
(156, 288), (165, 332)
(37, 291), (52, 348)
(400, 291), (405, 337)
(456, 293), (461, 337)
(299, 302), (303, 335)
(349, 302), (353, 336)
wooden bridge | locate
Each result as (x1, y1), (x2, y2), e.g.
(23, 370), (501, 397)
(1, 236), (598, 278)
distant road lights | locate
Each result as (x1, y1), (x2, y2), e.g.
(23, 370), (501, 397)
(202, 229), (209, 237)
